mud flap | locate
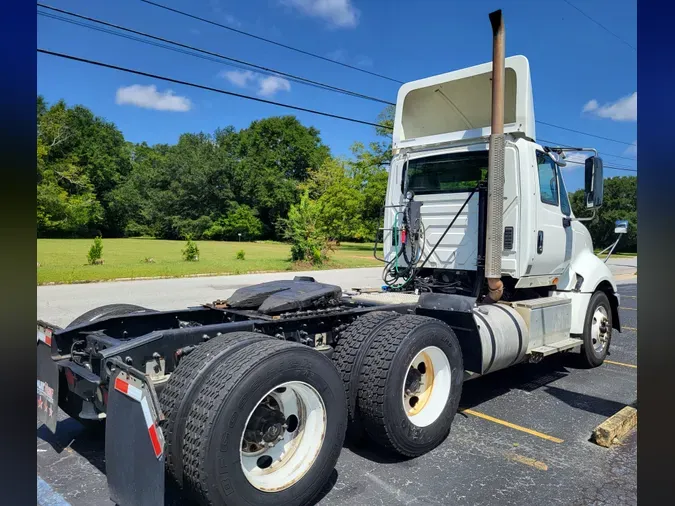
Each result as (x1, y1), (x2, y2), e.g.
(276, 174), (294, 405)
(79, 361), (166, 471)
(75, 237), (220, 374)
(37, 326), (59, 433)
(105, 370), (165, 506)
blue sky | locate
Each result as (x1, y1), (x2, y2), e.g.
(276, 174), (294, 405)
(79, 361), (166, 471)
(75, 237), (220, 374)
(37, 0), (637, 191)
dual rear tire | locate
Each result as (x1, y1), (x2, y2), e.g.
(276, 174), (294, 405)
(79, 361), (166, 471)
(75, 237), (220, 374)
(160, 334), (347, 506)
(333, 313), (464, 457)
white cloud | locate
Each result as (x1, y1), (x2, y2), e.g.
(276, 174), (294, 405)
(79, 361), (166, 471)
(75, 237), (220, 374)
(559, 152), (589, 171)
(582, 99), (598, 113)
(281, 0), (359, 28)
(224, 14), (242, 27)
(220, 70), (291, 97)
(326, 49), (372, 67)
(222, 70), (257, 88)
(624, 140), (637, 157)
(582, 92), (637, 121)
(115, 85), (191, 112)
(355, 54), (373, 67)
(326, 49), (347, 62)
(258, 76), (291, 97)
(565, 153), (590, 170)
(209, 0), (242, 27)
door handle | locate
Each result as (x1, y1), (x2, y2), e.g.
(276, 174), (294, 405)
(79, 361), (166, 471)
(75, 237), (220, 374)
(562, 217), (571, 228)
(537, 231), (544, 254)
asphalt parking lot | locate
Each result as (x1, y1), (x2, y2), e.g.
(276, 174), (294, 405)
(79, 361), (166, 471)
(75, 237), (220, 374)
(37, 282), (638, 506)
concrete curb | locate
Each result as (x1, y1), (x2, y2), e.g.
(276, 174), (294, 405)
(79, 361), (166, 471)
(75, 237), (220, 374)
(592, 406), (637, 447)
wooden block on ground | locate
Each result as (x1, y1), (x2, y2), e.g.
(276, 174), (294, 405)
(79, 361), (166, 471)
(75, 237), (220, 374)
(592, 406), (637, 447)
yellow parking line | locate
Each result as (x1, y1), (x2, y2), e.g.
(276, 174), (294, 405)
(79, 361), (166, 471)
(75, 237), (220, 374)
(461, 409), (564, 443)
(621, 295), (637, 299)
(619, 307), (637, 311)
(605, 360), (637, 369)
(621, 326), (637, 332)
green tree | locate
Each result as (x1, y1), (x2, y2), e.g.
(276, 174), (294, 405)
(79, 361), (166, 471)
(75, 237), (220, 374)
(203, 204), (264, 240)
(280, 191), (328, 264)
(108, 141), (171, 237)
(302, 158), (368, 241)
(235, 116), (331, 236)
(37, 98), (103, 236)
(111, 131), (238, 239)
(570, 176), (637, 253)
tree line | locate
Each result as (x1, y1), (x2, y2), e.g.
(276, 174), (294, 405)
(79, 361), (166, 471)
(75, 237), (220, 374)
(37, 95), (636, 252)
(37, 95), (392, 244)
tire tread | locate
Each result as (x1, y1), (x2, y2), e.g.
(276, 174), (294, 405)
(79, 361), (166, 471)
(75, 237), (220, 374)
(182, 339), (303, 504)
(332, 311), (400, 434)
(356, 314), (461, 456)
(159, 332), (269, 480)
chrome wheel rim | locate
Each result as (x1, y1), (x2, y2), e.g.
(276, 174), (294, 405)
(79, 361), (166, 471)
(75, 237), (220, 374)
(591, 306), (610, 353)
(239, 381), (326, 492)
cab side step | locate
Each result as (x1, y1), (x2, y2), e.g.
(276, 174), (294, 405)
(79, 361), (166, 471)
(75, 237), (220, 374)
(530, 337), (582, 357)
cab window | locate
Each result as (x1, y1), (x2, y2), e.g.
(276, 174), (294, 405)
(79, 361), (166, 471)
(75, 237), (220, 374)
(536, 152), (559, 206)
(558, 170), (572, 216)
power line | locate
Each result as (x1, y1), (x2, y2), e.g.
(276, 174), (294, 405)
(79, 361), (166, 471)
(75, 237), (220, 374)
(37, 48), (637, 175)
(137, 1), (635, 148)
(38, 6), (636, 155)
(536, 120), (634, 146)
(564, 160), (637, 173)
(561, 0), (636, 52)
(37, 48), (392, 129)
(139, 0), (404, 84)
(37, 4), (394, 106)
(538, 138), (637, 172)
(537, 138), (637, 164)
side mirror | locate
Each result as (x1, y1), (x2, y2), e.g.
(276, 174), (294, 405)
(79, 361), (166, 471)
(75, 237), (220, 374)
(584, 156), (604, 208)
(615, 220), (629, 234)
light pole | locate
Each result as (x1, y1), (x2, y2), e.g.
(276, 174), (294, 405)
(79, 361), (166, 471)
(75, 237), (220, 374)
(238, 233), (242, 243)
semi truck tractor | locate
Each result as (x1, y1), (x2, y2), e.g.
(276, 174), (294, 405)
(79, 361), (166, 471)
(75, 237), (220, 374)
(36, 9), (619, 506)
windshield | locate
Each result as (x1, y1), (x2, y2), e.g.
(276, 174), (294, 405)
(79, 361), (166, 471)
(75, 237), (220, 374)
(405, 150), (488, 195)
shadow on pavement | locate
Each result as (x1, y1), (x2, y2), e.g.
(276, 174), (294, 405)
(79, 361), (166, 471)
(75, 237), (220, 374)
(542, 385), (634, 418)
(343, 437), (414, 465)
(459, 355), (573, 409)
(37, 417), (107, 475)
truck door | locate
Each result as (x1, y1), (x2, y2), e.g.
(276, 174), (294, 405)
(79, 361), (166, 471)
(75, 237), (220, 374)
(529, 150), (573, 276)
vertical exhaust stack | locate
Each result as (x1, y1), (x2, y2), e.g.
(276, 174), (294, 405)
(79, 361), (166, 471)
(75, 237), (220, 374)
(485, 9), (506, 303)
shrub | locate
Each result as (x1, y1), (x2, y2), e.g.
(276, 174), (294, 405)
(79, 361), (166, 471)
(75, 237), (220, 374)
(87, 235), (103, 265)
(124, 221), (154, 238)
(182, 235), (200, 261)
(236, 249), (245, 260)
(203, 205), (264, 241)
(281, 191), (330, 266)
(174, 216), (213, 241)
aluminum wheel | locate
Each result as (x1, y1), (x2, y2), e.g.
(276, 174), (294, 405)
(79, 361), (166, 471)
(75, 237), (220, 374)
(240, 381), (326, 492)
(591, 305), (610, 353)
(401, 346), (452, 427)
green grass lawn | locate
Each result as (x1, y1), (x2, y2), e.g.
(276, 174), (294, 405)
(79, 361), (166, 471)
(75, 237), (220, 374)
(594, 250), (637, 258)
(37, 238), (382, 285)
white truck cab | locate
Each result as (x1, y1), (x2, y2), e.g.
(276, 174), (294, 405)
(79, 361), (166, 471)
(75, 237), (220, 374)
(377, 52), (620, 374)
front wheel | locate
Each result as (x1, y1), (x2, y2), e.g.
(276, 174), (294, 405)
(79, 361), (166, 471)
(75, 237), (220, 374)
(578, 291), (612, 368)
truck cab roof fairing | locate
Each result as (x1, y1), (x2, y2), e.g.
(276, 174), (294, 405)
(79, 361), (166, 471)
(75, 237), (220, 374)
(393, 55), (535, 150)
